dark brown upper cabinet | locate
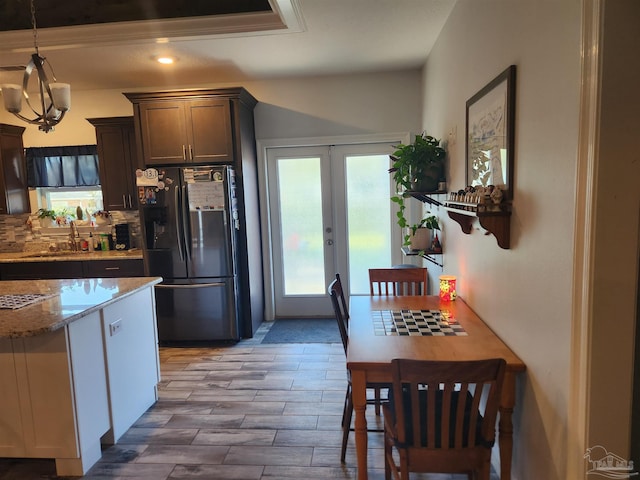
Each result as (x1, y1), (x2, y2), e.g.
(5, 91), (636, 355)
(124, 93), (234, 166)
(0, 124), (29, 215)
(88, 116), (139, 210)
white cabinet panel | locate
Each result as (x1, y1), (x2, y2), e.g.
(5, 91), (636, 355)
(101, 288), (160, 443)
(0, 339), (25, 455)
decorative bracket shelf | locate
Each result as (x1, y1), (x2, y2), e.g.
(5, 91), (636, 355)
(443, 202), (511, 249)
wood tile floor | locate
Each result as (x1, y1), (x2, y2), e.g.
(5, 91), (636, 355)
(0, 322), (499, 480)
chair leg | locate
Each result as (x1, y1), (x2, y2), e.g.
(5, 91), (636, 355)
(477, 461), (491, 480)
(341, 387), (349, 429)
(374, 387), (381, 415)
(341, 386), (353, 463)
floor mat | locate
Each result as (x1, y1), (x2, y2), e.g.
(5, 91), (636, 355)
(260, 318), (340, 344)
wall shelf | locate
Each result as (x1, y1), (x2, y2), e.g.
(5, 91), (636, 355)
(443, 203), (511, 249)
(405, 190), (446, 207)
(401, 246), (443, 267)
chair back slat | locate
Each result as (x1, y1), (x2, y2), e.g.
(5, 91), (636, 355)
(454, 383), (470, 449)
(368, 268), (428, 296)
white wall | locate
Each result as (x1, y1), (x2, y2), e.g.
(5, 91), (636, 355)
(0, 70), (423, 147)
(422, 1), (582, 479)
(0, 89), (134, 147)
(249, 71), (423, 140)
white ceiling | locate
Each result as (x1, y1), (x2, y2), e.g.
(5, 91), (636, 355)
(0, 0), (456, 91)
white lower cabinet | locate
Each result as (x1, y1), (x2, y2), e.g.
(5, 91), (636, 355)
(101, 288), (160, 444)
(0, 286), (159, 476)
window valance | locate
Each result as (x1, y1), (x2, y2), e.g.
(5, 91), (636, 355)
(26, 145), (100, 187)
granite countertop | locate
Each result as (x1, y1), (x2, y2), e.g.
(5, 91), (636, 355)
(0, 277), (162, 338)
(0, 249), (143, 263)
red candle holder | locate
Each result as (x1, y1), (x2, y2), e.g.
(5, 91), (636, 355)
(439, 275), (457, 301)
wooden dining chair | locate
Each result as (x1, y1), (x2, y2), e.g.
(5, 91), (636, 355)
(369, 267), (428, 296)
(328, 274), (390, 462)
(382, 358), (506, 480)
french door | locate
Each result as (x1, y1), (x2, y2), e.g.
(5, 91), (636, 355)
(266, 143), (403, 317)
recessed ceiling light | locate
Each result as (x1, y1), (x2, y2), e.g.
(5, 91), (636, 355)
(156, 56), (175, 65)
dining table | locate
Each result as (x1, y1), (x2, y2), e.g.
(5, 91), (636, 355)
(347, 295), (526, 480)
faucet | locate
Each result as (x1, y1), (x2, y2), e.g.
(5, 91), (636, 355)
(69, 221), (79, 251)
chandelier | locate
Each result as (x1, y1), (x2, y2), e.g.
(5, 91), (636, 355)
(0, 0), (70, 133)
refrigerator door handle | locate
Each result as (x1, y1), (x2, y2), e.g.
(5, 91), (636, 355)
(182, 184), (192, 261)
(174, 185), (185, 261)
(156, 282), (226, 289)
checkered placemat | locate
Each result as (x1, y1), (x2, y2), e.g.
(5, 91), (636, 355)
(0, 294), (54, 310)
(372, 309), (468, 336)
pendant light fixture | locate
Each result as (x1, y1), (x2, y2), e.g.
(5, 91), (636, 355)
(0, 0), (71, 133)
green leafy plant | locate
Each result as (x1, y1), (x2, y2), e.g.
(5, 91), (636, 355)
(389, 133), (446, 193)
(35, 208), (76, 225)
(389, 133), (446, 246)
(397, 212), (440, 248)
(411, 215), (440, 236)
(35, 208), (56, 220)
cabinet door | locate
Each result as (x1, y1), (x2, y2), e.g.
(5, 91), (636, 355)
(138, 101), (189, 165)
(0, 126), (29, 215)
(95, 123), (137, 210)
(186, 99), (233, 163)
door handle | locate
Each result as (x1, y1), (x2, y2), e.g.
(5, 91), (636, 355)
(175, 185), (185, 261)
(182, 144), (187, 161)
(182, 185), (191, 261)
(156, 282), (225, 289)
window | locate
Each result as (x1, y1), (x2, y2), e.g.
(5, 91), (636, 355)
(25, 145), (104, 217)
(34, 187), (104, 217)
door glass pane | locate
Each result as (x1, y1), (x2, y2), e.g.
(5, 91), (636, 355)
(277, 157), (325, 295)
(345, 154), (392, 294)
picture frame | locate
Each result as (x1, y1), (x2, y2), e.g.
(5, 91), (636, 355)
(466, 65), (516, 200)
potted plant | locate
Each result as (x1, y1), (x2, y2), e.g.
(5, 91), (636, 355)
(407, 215), (440, 252)
(35, 208), (57, 223)
(389, 133), (446, 193)
(35, 208), (75, 226)
(389, 132), (446, 249)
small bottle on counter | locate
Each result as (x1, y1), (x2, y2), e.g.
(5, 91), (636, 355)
(100, 234), (110, 251)
(88, 232), (95, 252)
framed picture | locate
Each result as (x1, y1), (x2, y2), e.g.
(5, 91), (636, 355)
(466, 65), (516, 200)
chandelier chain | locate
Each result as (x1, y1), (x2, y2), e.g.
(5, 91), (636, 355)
(31, 0), (39, 54)
(0, 0), (70, 132)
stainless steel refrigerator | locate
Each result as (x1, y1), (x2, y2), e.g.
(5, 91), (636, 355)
(138, 165), (240, 343)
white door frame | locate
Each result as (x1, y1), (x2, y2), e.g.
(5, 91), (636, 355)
(257, 132), (411, 321)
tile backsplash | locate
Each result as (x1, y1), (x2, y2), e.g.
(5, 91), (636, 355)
(0, 211), (141, 253)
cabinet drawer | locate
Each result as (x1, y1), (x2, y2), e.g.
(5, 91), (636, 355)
(0, 261), (83, 280)
(83, 260), (144, 278)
